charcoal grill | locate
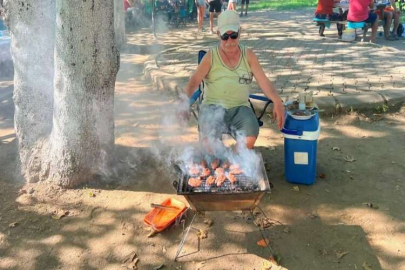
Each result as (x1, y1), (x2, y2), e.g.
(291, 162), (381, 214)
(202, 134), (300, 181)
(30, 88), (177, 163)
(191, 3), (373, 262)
(172, 152), (274, 261)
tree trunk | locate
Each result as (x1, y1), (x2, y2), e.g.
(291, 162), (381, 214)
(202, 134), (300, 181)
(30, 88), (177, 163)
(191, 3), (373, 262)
(5, 0), (119, 188)
(114, 0), (126, 49)
(4, 0), (55, 183)
(49, 0), (119, 187)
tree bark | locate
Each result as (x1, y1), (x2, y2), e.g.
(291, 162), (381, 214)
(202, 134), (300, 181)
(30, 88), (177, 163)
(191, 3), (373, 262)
(114, 0), (126, 49)
(4, 0), (55, 183)
(49, 0), (119, 187)
(5, 0), (119, 188)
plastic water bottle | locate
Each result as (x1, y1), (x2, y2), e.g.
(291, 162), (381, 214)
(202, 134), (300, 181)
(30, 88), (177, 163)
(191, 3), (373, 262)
(298, 93), (306, 110)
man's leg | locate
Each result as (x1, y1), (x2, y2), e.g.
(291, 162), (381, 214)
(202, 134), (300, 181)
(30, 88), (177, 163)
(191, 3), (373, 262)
(228, 106), (260, 150)
(210, 11), (214, 32)
(383, 11), (393, 39)
(240, 3), (244, 15)
(393, 11), (400, 36)
(245, 2), (249, 15)
(245, 137), (257, 149)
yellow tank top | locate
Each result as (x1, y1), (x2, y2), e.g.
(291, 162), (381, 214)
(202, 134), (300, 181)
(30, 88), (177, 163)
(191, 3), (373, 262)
(202, 45), (252, 109)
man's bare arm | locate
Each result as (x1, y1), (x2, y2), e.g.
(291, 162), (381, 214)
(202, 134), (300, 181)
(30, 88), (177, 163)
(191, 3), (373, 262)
(247, 49), (285, 129)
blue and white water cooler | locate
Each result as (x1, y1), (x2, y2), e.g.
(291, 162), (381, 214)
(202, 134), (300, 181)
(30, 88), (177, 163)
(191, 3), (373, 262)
(282, 111), (320, 185)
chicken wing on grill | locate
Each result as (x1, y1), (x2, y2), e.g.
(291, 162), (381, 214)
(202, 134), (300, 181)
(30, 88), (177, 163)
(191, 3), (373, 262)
(211, 159), (220, 170)
(188, 177), (202, 187)
(215, 167), (224, 175)
(206, 175), (216, 186)
(215, 173), (226, 187)
(227, 173), (237, 184)
(222, 160), (230, 169)
(201, 168), (211, 177)
(200, 159), (207, 168)
(189, 164), (200, 175)
(229, 164), (243, 175)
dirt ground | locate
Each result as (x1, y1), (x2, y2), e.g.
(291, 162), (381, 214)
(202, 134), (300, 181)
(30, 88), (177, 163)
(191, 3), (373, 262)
(1, 28), (405, 270)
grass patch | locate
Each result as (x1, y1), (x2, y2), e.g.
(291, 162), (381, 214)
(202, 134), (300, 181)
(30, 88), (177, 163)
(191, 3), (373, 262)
(247, 0), (318, 11)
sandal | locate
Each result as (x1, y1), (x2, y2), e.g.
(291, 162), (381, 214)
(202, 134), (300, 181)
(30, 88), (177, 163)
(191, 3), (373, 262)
(385, 35), (395, 41)
(393, 34), (400, 40)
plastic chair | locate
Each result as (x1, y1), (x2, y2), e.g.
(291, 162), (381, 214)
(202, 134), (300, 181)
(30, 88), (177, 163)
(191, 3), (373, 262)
(189, 50), (273, 127)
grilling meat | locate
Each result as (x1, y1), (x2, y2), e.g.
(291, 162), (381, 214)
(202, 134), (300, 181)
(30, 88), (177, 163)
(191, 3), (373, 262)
(227, 173), (237, 184)
(188, 177), (202, 187)
(222, 160), (230, 169)
(189, 165), (200, 175)
(230, 168), (243, 175)
(211, 159), (220, 170)
(201, 168), (211, 177)
(230, 164), (243, 175)
(200, 159), (207, 168)
(206, 175), (216, 186)
(215, 173), (226, 187)
(229, 164), (240, 170)
(215, 167), (224, 175)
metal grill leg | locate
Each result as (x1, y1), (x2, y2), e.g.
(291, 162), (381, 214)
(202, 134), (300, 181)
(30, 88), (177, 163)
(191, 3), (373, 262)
(250, 210), (276, 261)
(174, 211), (197, 261)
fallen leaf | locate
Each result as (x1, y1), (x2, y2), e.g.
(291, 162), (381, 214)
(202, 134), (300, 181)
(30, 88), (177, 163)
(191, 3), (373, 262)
(88, 192), (95, 198)
(346, 170), (351, 173)
(283, 227), (290, 234)
(196, 229), (208, 239)
(9, 222), (18, 228)
(52, 210), (69, 220)
(267, 146), (276, 151)
(319, 173), (326, 179)
(332, 147), (341, 151)
(335, 250), (349, 259)
(162, 246), (166, 253)
(362, 262), (372, 270)
(203, 218), (213, 227)
(18, 189), (27, 195)
(153, 264), (164, 270)
(343, 155), (356, 162)
(257, 239), (268, 247)
(147, 229), (158, 238)
(325, 189), (330, 193)
(364, 202), (379, 209)
(308, 214), (318, 219)
(292, 186), (300, 192)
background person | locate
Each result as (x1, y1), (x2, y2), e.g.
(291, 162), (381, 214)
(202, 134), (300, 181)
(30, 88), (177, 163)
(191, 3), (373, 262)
(347, 0), (379, 43)
(228, 0), (237, 10)
(196, 0), (206, 32)
(240, 0), (249, 16)
(374, 0), (401, 40)
(315, 0), (348, 37)
(182, 10), (285, 150)
(208, 0), (222, 34)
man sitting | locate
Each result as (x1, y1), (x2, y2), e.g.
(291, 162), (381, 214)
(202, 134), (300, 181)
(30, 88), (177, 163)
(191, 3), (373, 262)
(347, 0), (379, 43)
(182, 10), (285, 150)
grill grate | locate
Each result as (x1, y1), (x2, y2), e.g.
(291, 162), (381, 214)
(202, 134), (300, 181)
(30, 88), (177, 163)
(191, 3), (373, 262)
(182, 170), (262, 193)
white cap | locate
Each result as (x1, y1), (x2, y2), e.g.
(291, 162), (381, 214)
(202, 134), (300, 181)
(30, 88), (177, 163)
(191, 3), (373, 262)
(217, 10), (240, 35)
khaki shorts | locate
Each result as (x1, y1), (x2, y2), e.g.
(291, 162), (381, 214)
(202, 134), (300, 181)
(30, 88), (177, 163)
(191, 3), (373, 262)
(199, 104), (260, 140)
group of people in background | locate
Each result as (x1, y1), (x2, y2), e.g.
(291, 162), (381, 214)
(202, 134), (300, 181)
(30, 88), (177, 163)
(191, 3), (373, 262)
(315, 0), (402, 43)
(196, 0), (250, 34)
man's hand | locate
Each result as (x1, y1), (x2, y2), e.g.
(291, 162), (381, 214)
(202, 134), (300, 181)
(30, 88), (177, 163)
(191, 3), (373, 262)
(177, 107), (191, 124)
(272, 102), (285, 130)
(176, 93), (191, 125)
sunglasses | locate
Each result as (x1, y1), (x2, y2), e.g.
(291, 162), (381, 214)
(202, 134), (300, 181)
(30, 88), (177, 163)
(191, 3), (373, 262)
(220, 31), (239, 41)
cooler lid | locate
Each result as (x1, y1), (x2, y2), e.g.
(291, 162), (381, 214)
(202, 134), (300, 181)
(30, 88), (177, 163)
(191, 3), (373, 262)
(284, 111), (319, 132)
